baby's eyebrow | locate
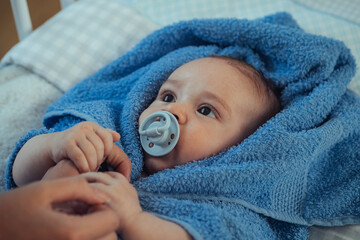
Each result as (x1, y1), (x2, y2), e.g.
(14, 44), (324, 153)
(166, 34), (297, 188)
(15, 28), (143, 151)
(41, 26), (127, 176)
(203, 91), (231, 115)
(164, 78), (183, 88)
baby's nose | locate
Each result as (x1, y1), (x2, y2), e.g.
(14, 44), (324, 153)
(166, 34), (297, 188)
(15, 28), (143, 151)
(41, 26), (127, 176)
(173, 113), (179, 121)
(166, 103), (187, 124)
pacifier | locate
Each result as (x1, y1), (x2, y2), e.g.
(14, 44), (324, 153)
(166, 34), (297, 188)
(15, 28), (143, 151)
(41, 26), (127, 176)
(138, 111), (180, 156)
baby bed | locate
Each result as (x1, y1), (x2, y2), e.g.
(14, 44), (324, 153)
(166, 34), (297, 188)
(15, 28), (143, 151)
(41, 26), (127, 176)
(0, 0), (359, 239)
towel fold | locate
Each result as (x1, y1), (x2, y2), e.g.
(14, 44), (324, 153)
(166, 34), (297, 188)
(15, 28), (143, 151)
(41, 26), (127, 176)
(6, 12), (360, 239)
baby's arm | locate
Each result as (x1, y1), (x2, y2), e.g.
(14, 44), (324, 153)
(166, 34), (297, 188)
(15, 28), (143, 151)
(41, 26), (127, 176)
(86, 172), (193, 240)
(13, 121), (123, 186)
(13, 132), (60, 186)
(121, 212), (192, 240)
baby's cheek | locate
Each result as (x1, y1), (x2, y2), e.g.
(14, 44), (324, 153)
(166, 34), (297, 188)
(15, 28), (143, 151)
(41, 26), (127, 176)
(177, 136), (209, 163)
(138, 110), (150, 126)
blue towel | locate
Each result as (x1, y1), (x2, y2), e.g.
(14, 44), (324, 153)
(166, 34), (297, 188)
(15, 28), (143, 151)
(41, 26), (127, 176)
(5, 12), (360, 239)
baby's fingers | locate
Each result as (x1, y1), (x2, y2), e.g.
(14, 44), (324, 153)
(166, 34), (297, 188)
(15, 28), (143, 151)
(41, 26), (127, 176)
(67, 146), (90, 173)
(95, 128), (120, 158)
(77, 137), (98, 172)
(108, 129), (120, 142)
(77, 123), (119, 170)
(84, 133), (106, 170)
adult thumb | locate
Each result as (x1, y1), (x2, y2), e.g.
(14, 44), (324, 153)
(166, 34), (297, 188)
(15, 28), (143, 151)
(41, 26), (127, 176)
(105, 144), (132, 181)
(44, 176), (107, 204)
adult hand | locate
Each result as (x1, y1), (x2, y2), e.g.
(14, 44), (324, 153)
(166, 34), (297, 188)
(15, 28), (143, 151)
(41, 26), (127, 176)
(0, 175), (119, 240)
(104, 144), (132, 181)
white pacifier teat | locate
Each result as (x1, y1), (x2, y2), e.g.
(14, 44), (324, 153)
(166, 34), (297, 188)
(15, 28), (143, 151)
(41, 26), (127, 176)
(139, 111), (180, 156)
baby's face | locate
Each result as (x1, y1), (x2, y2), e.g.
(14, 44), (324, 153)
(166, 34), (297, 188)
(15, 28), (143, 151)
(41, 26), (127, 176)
(139, 57), (267, 174)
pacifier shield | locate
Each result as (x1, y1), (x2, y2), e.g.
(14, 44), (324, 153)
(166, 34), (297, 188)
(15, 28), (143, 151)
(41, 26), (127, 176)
(139, 111), (180, 156)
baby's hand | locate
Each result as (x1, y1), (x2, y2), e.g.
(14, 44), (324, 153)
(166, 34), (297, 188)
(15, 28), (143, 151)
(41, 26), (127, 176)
(84, 172), (142, 233)
(50, 122), (120, 173)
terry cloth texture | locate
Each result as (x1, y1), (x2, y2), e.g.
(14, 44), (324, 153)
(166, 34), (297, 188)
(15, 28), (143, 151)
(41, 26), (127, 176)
(5, 12), (360, 240)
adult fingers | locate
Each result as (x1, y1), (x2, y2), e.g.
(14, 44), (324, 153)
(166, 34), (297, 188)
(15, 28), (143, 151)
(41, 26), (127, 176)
(95, 232), (118, 240)
(104, 171), (128, 182)
(53, 200), (91, 215)
(82, 172), (116, 185)
(43, 176), (107, 204)
(56, 205), (119, 240)
(105, 145), (132, 181)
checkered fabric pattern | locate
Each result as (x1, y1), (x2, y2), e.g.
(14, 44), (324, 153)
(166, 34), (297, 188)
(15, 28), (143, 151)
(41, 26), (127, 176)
(1, 0), (158, 92)
(129, 0), (360, 95)
(1, 0), (359, 93)
(295, 0), (360, 25)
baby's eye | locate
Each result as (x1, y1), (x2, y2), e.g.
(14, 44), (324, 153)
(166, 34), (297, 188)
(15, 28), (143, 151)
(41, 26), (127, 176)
(162, 93), (175, 103)
(198, 106), (216, 118)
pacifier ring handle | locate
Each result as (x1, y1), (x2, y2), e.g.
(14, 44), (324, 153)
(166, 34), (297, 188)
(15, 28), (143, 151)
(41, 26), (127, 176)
(138, 113), (171, 137)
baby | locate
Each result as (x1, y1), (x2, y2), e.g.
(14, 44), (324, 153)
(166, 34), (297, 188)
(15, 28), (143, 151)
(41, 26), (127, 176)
(12, 56), (281, 239)
(138, 56), (281, 175)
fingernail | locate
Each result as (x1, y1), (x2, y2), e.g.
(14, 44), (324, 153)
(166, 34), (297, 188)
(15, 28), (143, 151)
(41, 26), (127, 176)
(114, 131), (121, 138)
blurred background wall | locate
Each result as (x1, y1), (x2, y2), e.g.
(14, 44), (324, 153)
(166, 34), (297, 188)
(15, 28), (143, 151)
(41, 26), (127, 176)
(0, 0), (61, 59)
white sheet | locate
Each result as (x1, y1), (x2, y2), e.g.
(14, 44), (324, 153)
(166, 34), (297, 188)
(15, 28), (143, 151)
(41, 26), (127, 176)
(1, 0), (158, 92)
(0, 65), (62, 192)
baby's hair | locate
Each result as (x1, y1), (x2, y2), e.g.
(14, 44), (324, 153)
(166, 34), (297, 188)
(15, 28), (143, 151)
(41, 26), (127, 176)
(210, 55), (282, 122)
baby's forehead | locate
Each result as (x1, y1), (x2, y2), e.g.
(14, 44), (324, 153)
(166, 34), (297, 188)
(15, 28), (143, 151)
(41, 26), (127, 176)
(165, 57), (259, 91)
(169, 60), (263, 99)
